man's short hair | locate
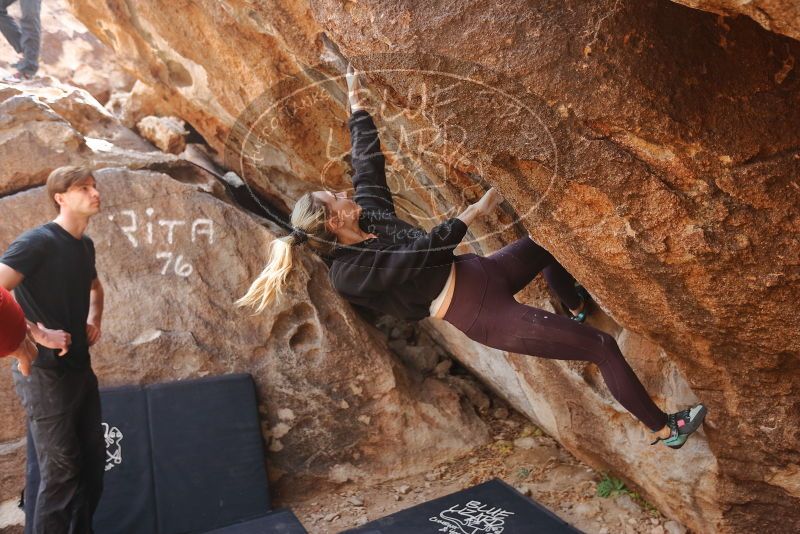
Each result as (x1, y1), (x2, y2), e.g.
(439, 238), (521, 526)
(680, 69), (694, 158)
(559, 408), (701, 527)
(46, 166), (93, 211)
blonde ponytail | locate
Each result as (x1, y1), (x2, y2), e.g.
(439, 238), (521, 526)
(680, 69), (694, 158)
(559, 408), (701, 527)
(236, 192), (336, 313)
(235, 236), (296, 313)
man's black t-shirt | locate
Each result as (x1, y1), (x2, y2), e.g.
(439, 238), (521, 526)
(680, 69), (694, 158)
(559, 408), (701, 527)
(1, 222), (97, 370)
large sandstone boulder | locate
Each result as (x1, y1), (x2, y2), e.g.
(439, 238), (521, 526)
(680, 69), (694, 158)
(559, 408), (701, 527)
(61, 0), (800, 532)
(0, 170), (488, 513)
(317, 3), (800, 531)
(0, 77), (173, 195)
(0, 78), (490, 529)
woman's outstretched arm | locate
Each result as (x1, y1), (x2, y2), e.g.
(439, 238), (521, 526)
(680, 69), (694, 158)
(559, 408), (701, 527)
(346, 65), (396, 214)
(349, 110), (396, 214)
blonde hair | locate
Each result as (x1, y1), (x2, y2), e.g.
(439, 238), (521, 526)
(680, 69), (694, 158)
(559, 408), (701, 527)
(236, 193), (337, 313)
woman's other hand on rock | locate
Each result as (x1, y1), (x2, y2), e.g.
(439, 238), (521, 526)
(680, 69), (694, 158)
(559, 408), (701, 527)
(474, 188), (504, 216)
(457, 187), (505, 227)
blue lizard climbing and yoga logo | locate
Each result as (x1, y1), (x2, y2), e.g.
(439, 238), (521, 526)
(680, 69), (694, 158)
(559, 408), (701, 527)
(429, 499), (515, 534)
(225, 52), (567, 251)
(102, 422), (123, 472)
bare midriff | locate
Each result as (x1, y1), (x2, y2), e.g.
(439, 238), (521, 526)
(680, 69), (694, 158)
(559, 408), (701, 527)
(430, 262), (457, 319)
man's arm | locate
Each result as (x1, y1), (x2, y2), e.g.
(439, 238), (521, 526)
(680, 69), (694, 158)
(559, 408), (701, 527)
(0, 263), (71, 355)
(86, 277), (104, 346)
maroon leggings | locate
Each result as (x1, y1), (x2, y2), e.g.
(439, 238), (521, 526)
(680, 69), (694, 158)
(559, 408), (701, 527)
(443, 237), (668, 431)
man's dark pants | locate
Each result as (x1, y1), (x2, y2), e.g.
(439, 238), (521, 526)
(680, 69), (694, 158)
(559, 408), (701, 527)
(13, 365), (104, 534)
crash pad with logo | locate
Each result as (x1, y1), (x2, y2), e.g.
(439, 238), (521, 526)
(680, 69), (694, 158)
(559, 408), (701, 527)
(342, 478), (583, 534)
(24, 385), (158, 534)
(22, 373), (273, 534)
(93, 384), (158, 534)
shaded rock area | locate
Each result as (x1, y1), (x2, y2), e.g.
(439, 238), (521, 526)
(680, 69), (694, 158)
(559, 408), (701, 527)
(670, 0), (800, 42)
(0, 80), (492, 530)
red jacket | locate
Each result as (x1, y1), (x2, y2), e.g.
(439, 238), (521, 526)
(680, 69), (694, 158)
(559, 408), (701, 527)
(0, 286), (26, 357)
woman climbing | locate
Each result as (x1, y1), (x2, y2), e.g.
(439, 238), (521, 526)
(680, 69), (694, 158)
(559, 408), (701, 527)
(237, 65), (707, 449)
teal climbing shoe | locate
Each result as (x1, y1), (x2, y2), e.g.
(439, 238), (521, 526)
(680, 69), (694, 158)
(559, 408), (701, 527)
(651, 404), (708, 450)
(569, 284), (591, 323)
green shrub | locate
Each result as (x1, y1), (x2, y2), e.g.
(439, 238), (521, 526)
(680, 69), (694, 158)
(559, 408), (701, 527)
(596, 473), (628, 498)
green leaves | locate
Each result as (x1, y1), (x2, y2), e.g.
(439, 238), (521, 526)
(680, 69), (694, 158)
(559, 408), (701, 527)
(596, 473), (628, 498)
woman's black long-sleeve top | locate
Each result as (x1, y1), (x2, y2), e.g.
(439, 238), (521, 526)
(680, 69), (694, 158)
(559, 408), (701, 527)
(328, 110), (468, 320)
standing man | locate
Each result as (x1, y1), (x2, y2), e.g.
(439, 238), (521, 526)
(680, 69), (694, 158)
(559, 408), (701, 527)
(0, 166), (105, 533)
(0, 0), (41, 81)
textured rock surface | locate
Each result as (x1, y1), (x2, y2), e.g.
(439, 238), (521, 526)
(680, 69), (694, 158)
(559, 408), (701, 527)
(67, 0), (348, 212)
(54, 0), (800, 531)
(0, 171), (487, 494)
(317, 3), (800, 531)
(0, 77), (173, 195)
(0, 80), (490, 528)
(136, 115), (188, 154)
(670, 0), (800, 42)
(105, 80), (178, 129)
(0, 0), (133, 103)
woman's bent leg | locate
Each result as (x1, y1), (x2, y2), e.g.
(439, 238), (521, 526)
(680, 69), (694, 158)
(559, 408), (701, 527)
(542, 262), (582, 311)
(486, 237), (556, 294)
(444, 255), (666, 431)
(489, 302), (667, 431)
(487, 237), (581, 309)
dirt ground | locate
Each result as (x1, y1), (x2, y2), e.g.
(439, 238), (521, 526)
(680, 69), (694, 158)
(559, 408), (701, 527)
(288, 407), (689, 534)
(0, 402), (691, 534)
(287, 313), (690, 534)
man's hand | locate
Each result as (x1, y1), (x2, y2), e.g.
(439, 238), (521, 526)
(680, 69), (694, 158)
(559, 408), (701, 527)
(86, 322), (101, 346)
(33, 322), (71, 356)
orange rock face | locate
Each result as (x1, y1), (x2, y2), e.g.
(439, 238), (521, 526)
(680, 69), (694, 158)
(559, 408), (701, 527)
(62, 0), (800, 532)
